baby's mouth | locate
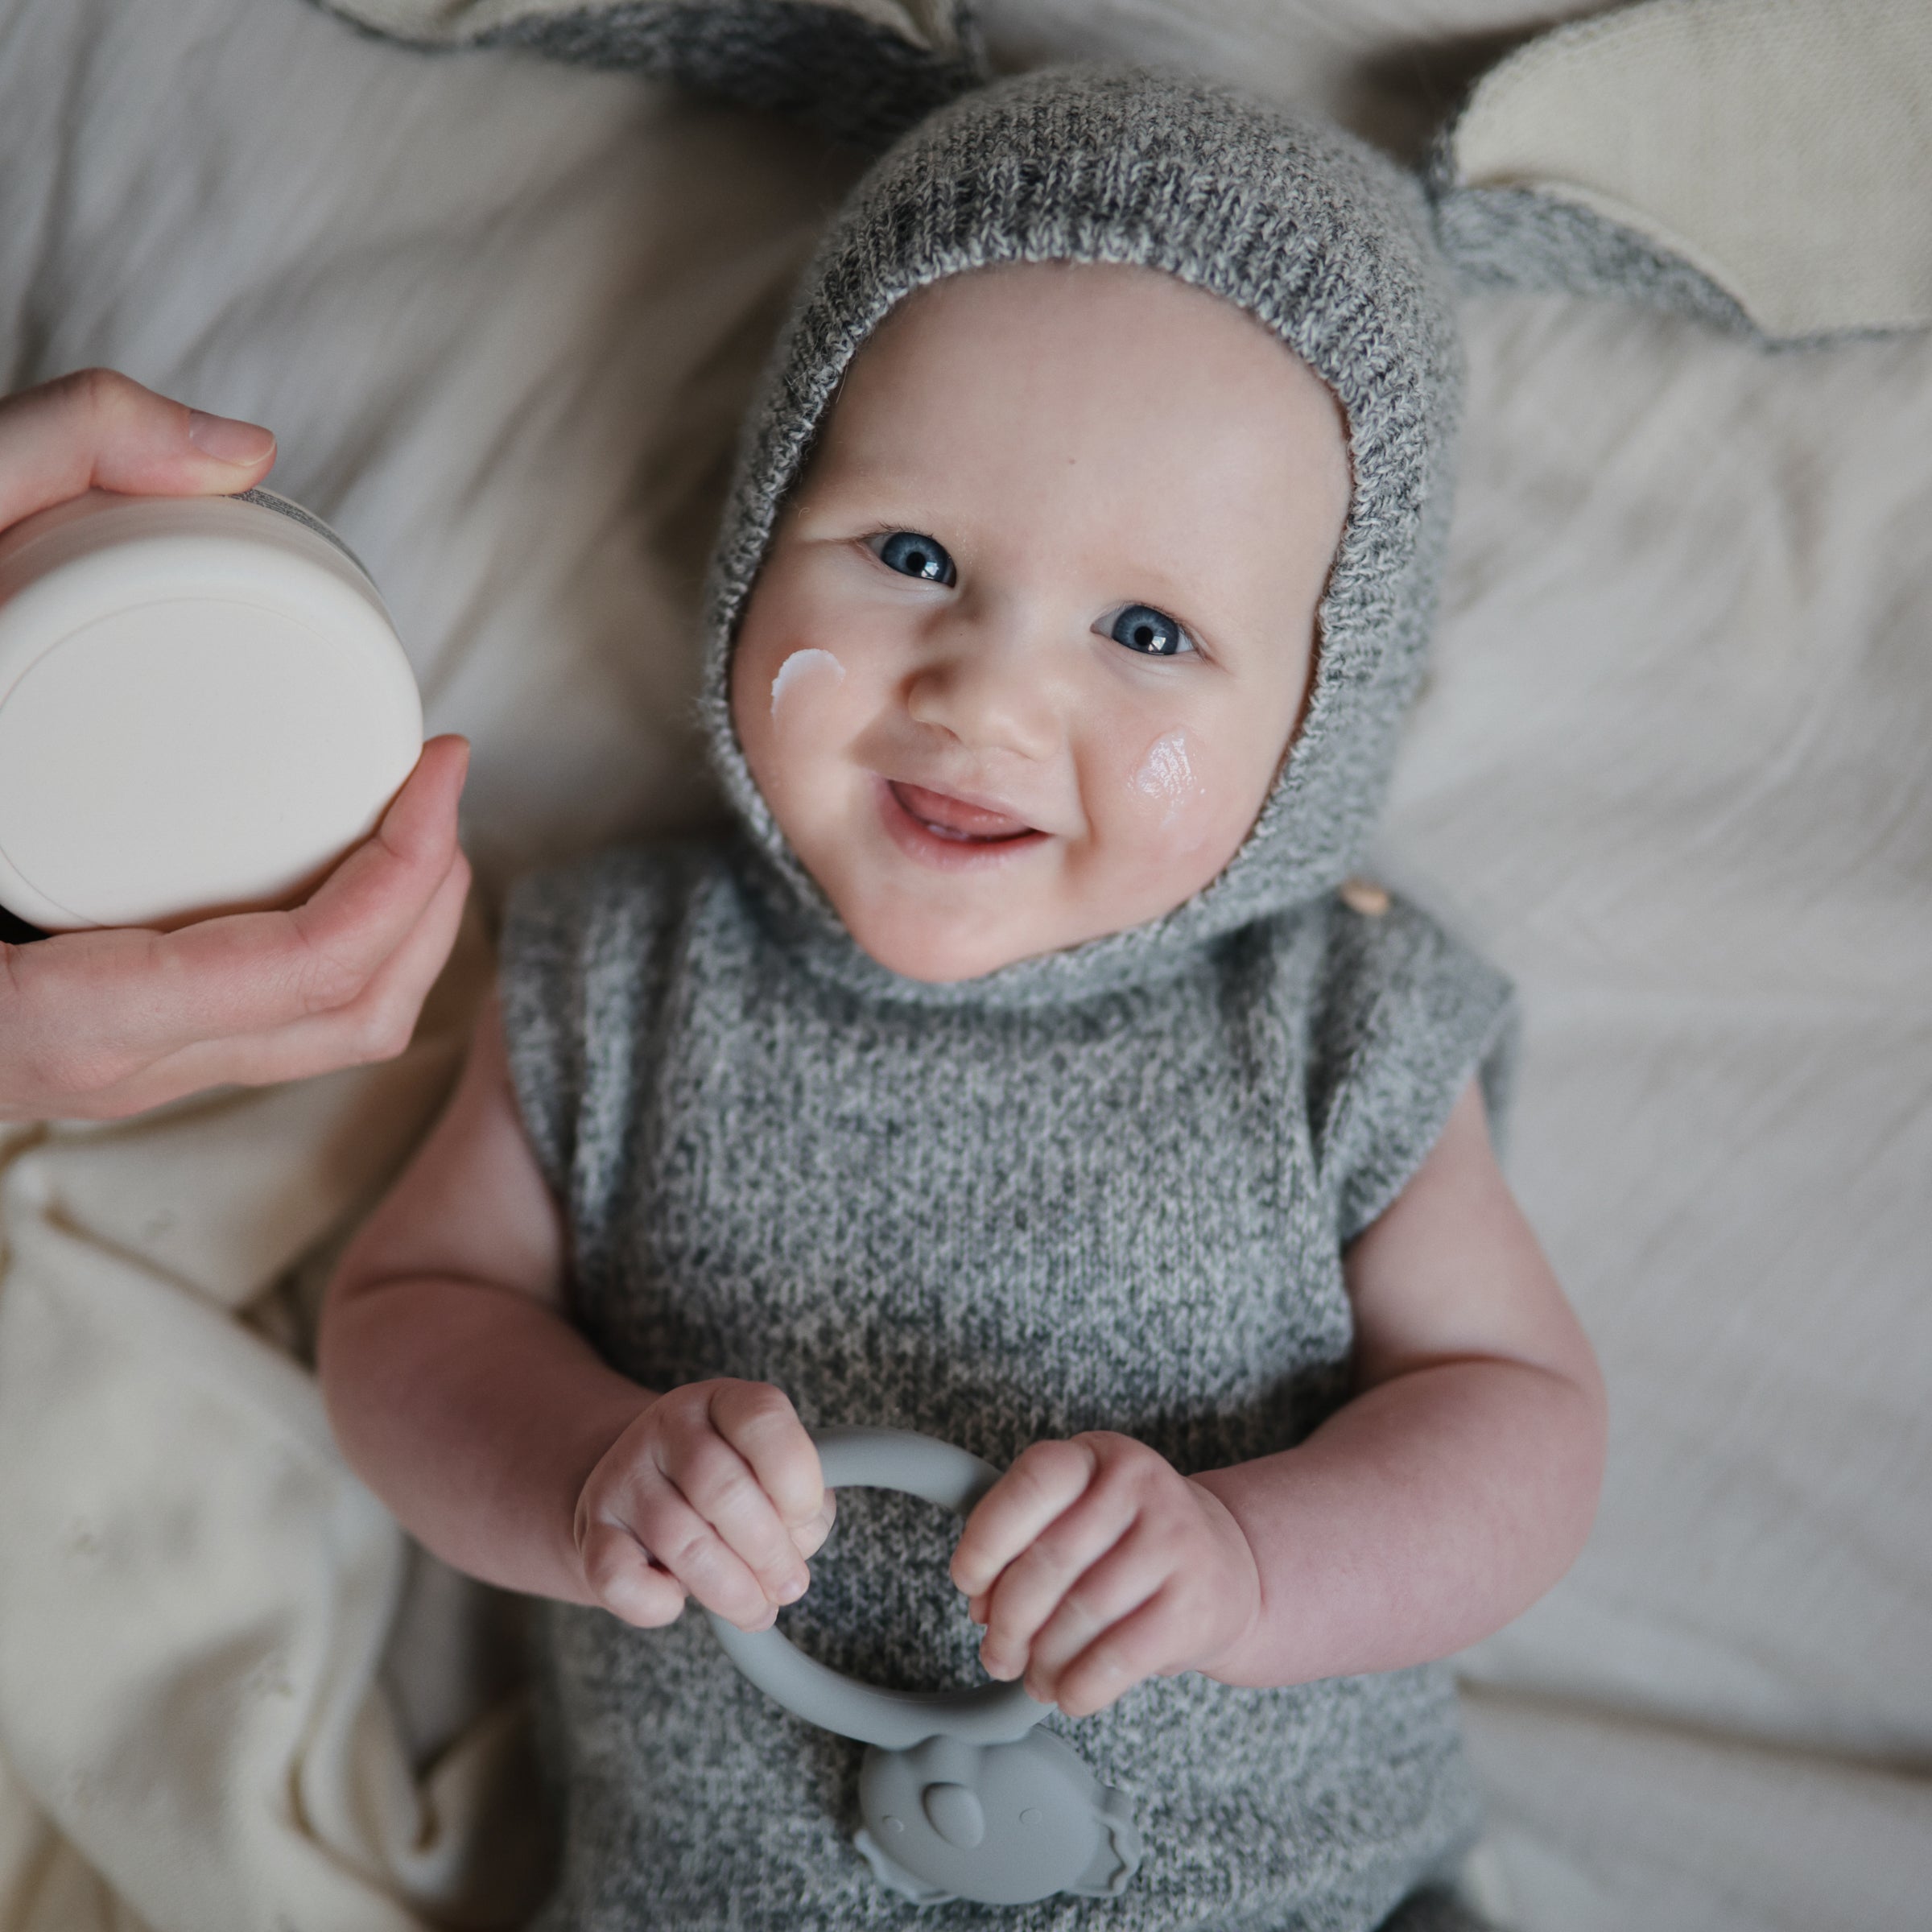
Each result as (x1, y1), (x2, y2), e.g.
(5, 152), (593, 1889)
(887, 780), (1039, 843)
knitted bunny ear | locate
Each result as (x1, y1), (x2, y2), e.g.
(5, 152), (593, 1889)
(308, 0), (987, 149)
(1426, 0), (1932, 345)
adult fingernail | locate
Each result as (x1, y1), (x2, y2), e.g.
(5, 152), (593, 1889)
(187, 409), (275, 464)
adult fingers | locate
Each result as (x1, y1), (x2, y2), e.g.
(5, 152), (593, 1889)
(146, 735), (470, 1044)
(266, 733), (473, 1018)
(0, 741), (467, 1119)
(116, 843), (473, 1108)
(950, 1435), (1097, 1603)
(200, 836), (473, 1077)
(0, 367), (275, 532)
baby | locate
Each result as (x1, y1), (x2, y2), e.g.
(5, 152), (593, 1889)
(319, 68), (1604, 1932)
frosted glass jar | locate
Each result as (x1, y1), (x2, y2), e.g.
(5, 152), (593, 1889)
(0, 488), (421, 931)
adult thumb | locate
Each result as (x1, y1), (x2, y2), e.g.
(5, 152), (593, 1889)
(0, 366), (276, 533)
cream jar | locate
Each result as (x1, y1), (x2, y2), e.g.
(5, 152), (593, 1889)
(0, 487), (422, 931)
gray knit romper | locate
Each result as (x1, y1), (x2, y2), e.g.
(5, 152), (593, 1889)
(499, 68), (1514, 1932)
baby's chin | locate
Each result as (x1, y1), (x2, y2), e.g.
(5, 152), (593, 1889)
(834, 893), (1055, 983)
(846, 915), (1036, 985)
(832, 881), (1157, 984)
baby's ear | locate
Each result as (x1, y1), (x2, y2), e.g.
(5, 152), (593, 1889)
(304, 0), (987, 151)
(1420, 0), (1932, 347)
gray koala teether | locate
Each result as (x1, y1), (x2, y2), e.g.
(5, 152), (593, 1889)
(704, 1426), (1142, 1907)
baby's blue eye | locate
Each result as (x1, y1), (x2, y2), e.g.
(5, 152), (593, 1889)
(1105, 604), (1192, 658)
(872, 530), (956, 585)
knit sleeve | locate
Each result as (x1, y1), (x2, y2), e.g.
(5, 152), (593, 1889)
(496, 844), (696, 1222)
(1307, 892), (1518, 1248)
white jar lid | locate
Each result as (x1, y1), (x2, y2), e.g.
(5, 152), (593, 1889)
(0, 489), (423, 931)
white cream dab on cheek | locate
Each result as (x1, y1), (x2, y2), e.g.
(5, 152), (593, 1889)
(1133, 729), (1203, 828)
(769, 647), (844, 719)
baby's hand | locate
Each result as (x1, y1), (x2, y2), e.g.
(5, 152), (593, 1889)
(948, 1432), (1261, 1719)
(572, 1378), (835, 1633)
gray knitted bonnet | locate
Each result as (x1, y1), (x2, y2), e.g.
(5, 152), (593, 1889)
(700, 65), (1463, 1005)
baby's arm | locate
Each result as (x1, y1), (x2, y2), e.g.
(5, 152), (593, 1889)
(317, 996), (832, 1631)
(952, 1079), (1605, 1711)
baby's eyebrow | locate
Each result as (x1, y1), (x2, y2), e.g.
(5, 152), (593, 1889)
(793, 483), (955, 537)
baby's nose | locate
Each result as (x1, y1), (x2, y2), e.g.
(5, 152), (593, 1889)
(905, 622), (1062, 762)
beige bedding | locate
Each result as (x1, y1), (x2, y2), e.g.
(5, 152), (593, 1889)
(0, 1), (1927, 1926)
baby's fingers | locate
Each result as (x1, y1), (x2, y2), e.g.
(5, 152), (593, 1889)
(972, 1483), (1136, 1685)
(1043, 1583), (1179, 1720)
(1005, 1508), (1183, 1710)
(950, 1437), (1099, 1600)
(707, 1379), (824, 1536)
(791, 1489), (837, 1561)
(619, 1465), (791, 1632)
(578, 1517), (688, 1629)
(661, 1394), (815, 1614)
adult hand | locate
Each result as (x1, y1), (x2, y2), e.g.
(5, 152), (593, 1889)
(0, 368), (472, 1121)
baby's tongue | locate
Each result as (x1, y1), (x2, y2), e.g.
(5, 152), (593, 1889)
(893, 781), (1031, 840)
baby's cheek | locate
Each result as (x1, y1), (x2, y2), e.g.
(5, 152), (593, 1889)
(767, 646), (848, 726)
(733, 642), (864, 844)
(1126, 727), (1216, 856)
(758, 646), (862, 802)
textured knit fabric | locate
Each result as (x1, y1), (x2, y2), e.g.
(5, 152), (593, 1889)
(503, 849), (1511, 1932)
(700, 68), (1463, 1005)
(1430, 174), (1757, 336)
(497, 64), (1514, 1932)
(308, 0), (987, 151)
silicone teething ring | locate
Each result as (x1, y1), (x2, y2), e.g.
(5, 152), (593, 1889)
(704, 1425), (1051, 1748)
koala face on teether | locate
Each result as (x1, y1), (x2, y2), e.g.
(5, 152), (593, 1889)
(856, 1728), (1139, 1906)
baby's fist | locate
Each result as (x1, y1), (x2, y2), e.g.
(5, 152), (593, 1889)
(572, 1378), (833, 1633)
(949, 1432), (1261, 1718)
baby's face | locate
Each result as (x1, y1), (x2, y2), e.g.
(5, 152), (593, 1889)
(731, 261), (1350, 982)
